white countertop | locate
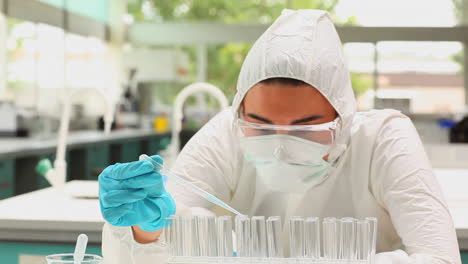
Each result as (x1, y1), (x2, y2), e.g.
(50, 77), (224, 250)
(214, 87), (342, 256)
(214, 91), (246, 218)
(0, 170), (467, 247)
(0, 181), (101, 223)
(0, 180), (103, 243)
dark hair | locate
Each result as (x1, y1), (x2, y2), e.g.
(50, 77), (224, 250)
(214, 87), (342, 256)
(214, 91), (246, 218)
(259, 77), (307, 87)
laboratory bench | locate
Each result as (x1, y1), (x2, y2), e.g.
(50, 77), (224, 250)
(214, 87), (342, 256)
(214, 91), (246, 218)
(0, 129), (171, 200)
(0, 181), (102, 263)
(0, 170), (467, 263)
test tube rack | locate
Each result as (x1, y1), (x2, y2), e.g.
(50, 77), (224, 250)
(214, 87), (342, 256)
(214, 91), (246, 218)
(163, 215), (377, 264)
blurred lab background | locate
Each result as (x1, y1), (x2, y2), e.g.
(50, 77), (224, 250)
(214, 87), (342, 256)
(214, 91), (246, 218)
(0, 0), (468, 263)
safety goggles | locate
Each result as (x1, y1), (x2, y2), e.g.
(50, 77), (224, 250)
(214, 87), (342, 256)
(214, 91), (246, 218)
(236, 117), (338, 145)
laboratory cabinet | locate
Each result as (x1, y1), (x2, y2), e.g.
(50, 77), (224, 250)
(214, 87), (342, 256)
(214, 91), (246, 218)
(109, 134), (171, 163)
(120, 140), (142, 163)
(146, 134), (171, 155)
(0, 130), (171, 199)
(85, 143), (110, 180)
(0, 159), (14, 199)
(68, 144), (110, 181)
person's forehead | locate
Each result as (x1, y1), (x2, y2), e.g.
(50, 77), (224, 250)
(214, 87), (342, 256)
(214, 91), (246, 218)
(243, 83), (329, 107)
(246, 86), (309, 104)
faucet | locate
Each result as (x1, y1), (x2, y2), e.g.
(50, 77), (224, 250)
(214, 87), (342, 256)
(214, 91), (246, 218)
(163, 82), (229, 167)
(36, 88), (115, 187)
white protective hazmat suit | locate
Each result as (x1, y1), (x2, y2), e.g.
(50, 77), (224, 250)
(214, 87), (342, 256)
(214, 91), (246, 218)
(102, 9), (461, 264)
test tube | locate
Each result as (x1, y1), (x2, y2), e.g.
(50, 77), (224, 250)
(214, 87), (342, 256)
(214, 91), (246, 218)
(235, 215), (251, 257)
(163, 216), (177, 256)
(356, 219), (370, 261)
(191, 216), (201, 257)
(162, 217), (172, 245)
(366, 217), (378, 264)
(340, 217), (356, 260)
(180, 215), (193, 256)
(206, 216), (218, 256)
(323, 217), (338, 260)
(194, 215), (217, 257)
(166, 215), (182, 256)
(172, 215), (183, 257)
(217, 216), (234, 257)
(288, 216), (305, 258)
(266, 216), (283, 258)
(304, 217), (320, 259)
(197, 216), (209, 256)
(251, 216), (267, 257)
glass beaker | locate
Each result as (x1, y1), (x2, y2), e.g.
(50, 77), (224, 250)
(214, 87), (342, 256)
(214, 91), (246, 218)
(45, 254), (103, 264)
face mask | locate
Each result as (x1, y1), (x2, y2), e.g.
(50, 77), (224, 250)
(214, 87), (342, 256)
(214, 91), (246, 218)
(240, 134), (332, 193)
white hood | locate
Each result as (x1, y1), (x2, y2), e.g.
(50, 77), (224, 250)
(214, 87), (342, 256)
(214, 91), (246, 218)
(232, 9), (356, 162)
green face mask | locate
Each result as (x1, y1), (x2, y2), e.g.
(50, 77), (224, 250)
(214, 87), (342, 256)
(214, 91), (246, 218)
(240, 134), (332, 193)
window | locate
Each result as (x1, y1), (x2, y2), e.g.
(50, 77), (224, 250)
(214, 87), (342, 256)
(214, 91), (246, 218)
(36, 23), (65, 114)
(66, 33), (111, 116)
(65, 33), (92, 89)
(344, 41), (464, 114)
(335, 0), (457, 27)
(6, 18), (111, 117)
(375, 41), (464, 114)
(6, 19), (37, 109)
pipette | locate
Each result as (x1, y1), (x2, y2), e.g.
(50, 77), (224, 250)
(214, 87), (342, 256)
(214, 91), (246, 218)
(73, 234), (88, 264)
(139, 154), (243, 216)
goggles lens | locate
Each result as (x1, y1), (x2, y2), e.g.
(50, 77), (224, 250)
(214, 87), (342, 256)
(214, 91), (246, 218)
(237, 118), (337, 145)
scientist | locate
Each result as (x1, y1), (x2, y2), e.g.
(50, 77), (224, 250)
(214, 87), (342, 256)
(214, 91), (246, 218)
(99, 9), (461, 264)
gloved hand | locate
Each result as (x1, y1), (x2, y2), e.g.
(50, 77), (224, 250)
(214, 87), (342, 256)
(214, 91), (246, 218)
(98, 155), (176, 232)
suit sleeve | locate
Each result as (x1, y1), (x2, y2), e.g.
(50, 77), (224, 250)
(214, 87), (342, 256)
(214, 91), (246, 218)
(371, 116), (461, 264)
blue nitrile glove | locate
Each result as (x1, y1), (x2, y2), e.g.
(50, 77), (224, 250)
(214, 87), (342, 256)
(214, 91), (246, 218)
(98, 155), (176, 232)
